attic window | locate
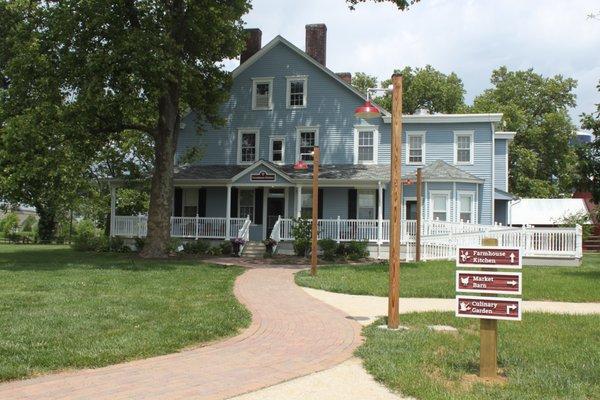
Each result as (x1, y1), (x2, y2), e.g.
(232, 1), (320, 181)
(252, 77), (273, 110)
(286, 76), (307, 108)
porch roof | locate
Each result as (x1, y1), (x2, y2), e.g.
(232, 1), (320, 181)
(172, 159), (484, 184)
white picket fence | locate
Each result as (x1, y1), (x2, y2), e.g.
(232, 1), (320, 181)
(112, 215), (248, 239)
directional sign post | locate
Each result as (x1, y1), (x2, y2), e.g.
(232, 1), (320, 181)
(455, 239), (523, 379)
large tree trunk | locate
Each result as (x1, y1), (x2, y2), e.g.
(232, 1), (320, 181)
(36, 205), (56, 244)
(140, 83), (180, 258)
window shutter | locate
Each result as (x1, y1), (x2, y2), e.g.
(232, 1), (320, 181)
(198, 188), (207, 217)
(382, 189), (386, 218)
(174, 188), (183, 217)
(375, 189), (379, 218)
(254, 188), (263, 224)
(348, 189), (357, 219)
(231, 188), (238, 218)
(318, 188), (324, 219)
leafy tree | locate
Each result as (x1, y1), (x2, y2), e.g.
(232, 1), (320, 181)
(1, 212), (19, 238)
(472, 67), (578, 197)
(347, 0), (420, 10)
(576, 80), (600, 202)
(351, 72), (378, 95)
(375, 65), (466, 114)
(1, 1), (250, 256)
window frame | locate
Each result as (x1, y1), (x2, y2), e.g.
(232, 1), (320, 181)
(353, 125), (379, 165)
(269, 136), (286, 165)
(237, 128), (260, 165)
(429, 190), (450, 222)
(182, 188), (198, 217)
(300, 189), (313, 219)
(251, 77), (274, 110)
(457, 191), (476, 223)
(296, 126), (319, 163)
(238, 188), (255, 223)
(286, 75), (308, 109)
(454, 130), (474, 165)
(406, 131), (426, 165)
(357, 189), (377, 220)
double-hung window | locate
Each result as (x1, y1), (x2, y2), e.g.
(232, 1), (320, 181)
(358, 190), (376, 219)
(458, 192), (475, 223)
(301, 189), (313, 219)
(354, 126), (378, 164)
(183, 189), (198, 217)
(238, 129), (259, 164)
(286, 76), (307, 108)
(430, 191), (449, 221)
(252, 77), (273, 110)
(454, 131), (474, 164)
(297, 127), (318, 162)
(270, 137), (285, 164)
(406, 132), (425, 164)
(239, 189), (255, 222)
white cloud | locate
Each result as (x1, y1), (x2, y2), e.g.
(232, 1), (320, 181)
(233, 0), (600, 124)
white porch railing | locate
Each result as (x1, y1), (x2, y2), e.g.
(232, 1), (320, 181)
(113, 215), (247, 239)
(405, 225), (582, 261)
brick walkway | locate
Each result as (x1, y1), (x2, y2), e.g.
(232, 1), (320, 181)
(0, 265), (362, 399)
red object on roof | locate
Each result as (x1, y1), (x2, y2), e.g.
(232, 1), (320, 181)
(293, 160), (309, 170)
(354, 100), (380, 119)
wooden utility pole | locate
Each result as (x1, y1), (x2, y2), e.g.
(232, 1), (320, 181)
(480, 237), (499, 378)
(415, 168), (422, 262)
(388, 74), (403, 329)
(310, 146), (320, 276)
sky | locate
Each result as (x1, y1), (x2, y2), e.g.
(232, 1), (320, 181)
(224, 0), (600, 128)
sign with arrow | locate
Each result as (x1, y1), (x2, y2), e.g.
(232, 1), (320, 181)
(455, 296), (522, 321)
(456, 271), (522, 295)
(457, 246), (521, 269)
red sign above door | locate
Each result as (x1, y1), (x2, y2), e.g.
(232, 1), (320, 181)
(455, 296), (522, 321)
(456, 271), (522, 295)
(457, 247), (521, 269)
(251, 170), (276, 181)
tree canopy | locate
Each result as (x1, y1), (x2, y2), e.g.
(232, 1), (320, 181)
(346, 0), (420, 10)
(472, 67), (578, 198)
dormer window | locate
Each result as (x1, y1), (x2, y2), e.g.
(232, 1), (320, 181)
(286, 76), (307, 108)
(252, 77), (273, 110)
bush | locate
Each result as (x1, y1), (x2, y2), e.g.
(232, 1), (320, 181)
(556, 210), (593, 240)
(182, 240), (211, 255)
(71, 220), (108, 252)
(318, 238), (338, 261)
(1, 213), (19, 238)
(219, 240), (232, 255)
(109, 236), (130, 252)
(345, 241), (369, 260)
(134, 237), (145, 251)
(291, 217), (312, 257)
(206, 246), (222, 256)
(166, 238), (182, 253)
(20, 215), (37, 232)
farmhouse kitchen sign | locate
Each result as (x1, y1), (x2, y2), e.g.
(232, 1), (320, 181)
(456, 246), (521, 268)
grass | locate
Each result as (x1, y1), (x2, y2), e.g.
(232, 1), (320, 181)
(357, 312), (600, 400)
(0, 244), (250, 382)
(295, 254), (600, 302)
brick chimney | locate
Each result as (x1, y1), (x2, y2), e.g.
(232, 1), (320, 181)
(336, 72), (352, 84)
(305, 24), (327, 66)
(240, 28), (262, 64)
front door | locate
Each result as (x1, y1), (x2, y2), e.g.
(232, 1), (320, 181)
(266, 197), (285, 237)
(406, 200), (417, 220)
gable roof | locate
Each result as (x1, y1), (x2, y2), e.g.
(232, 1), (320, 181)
(230, 159), (293, 183)
(409, 160), (484, 183)
(231, 35), (391, 118)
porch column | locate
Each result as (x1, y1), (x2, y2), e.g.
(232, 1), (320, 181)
(295, 185), (302, 218)
(109, 185), (116, 237)
(377, 181), (383, 244)
(225, 184), (232, 239)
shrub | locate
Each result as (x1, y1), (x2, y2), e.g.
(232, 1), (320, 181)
(318, 238), (338, 261)
(166, 238), (183, 253)
(134, 237), (145, 251)
(345, 241), (369, 260)
(1, 213), (19, 238)
(555, 210), (593, 240)
(109, 236), (129, 252)
(20, 215), (37, 232)
(219, 240), (232, 255)
(206, 246), (222, 256)
(72, 220), (108, 252)
(182, 240), (211, 255)
(291, 217), (312, 257)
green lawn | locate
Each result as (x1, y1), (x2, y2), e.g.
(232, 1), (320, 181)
(357, 312), (600, 400)
(0, 245), (250, 382)
(295, 254), (600, 302)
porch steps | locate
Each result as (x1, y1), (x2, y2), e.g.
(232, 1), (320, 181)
(241, 241), (265, 258)
(583, 235), (600, 252)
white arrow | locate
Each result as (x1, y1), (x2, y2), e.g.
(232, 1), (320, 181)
(509, 253), (516, 263)
(507, 280), (518, 286)
(506, 304), (517, 314)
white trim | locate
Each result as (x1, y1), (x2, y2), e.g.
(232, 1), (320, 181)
(286, 75), (308, 109)
(405, 131), (426, 165)
(457, 191), (476, 224)
(403, 197), (417, 220)
(357, 189), (377, 220)
(230, 159), (293, 183)
(495, 131), (516, 140)
(251, 77), (274, 110)
(383, 113), (503, 124)
(237, 128), (260, 165)
(262, 188), (268, 238)
(455, 296), (522, 321)
(353, 125), (379, 165)
(429, 190), (451, 221)
(238, 188), (255, 223)
(296, 126), (320, 163)
(454, 130), (474, 165)
(269, 136), (286, 165)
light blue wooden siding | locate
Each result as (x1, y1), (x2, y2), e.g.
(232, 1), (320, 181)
(322, 188), (349, 219)
(206, 188), (226, 217)
(494, 139), (508, 191)
(177, 41), (384, 165)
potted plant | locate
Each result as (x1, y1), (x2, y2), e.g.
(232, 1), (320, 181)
(230, 237), (245, 257)
(263, 238), (277, 255)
